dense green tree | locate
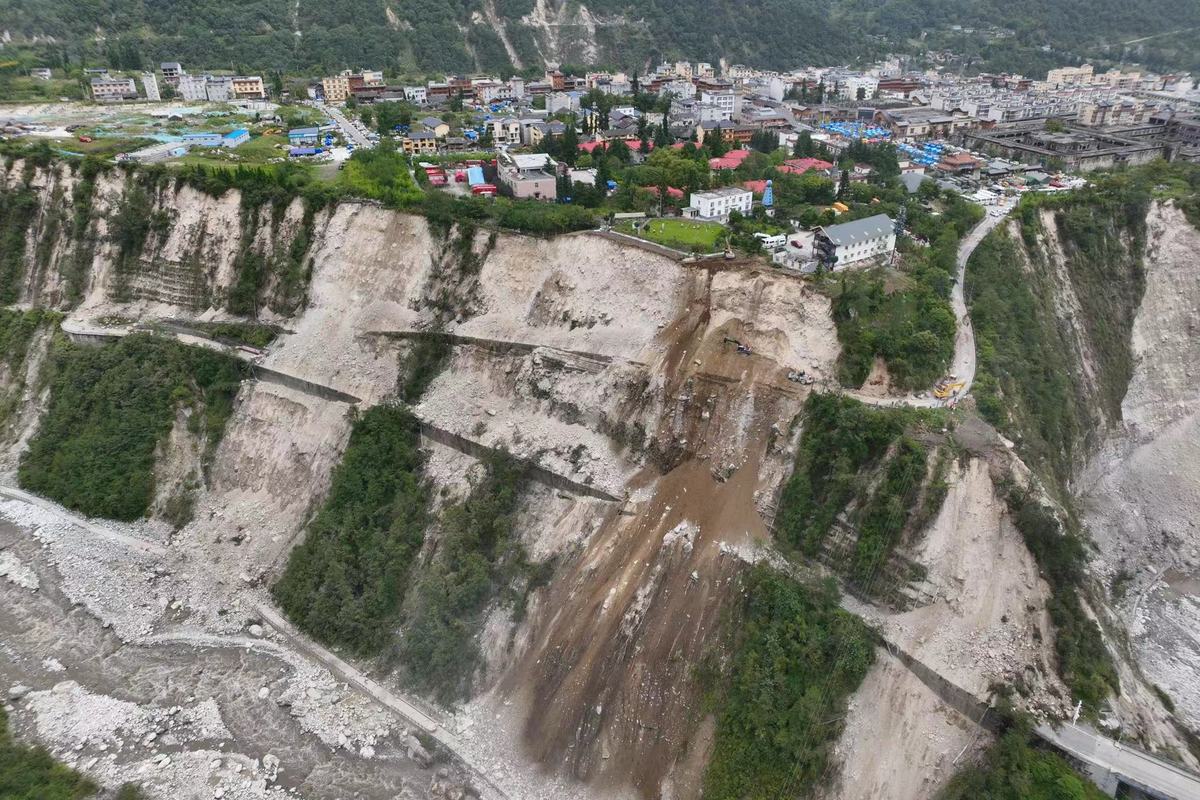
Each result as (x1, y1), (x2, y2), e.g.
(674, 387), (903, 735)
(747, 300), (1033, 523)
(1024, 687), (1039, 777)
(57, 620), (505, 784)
(272, 405), (431, 655)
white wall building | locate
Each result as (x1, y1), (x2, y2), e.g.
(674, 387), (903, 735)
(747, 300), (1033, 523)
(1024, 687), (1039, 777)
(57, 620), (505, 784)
(699, 90), (739, 117)
(403, 85), (427, 104)
(689, 187), (753, 222)
(206, 76), (233, 102)
(178, 75), (209, 101)
(141, 72), (160, 101)
(547, 91), (581, 114)
(90, 77), (138, 101)
(815, 214), (896, 268)
(491, 117), (522, 146)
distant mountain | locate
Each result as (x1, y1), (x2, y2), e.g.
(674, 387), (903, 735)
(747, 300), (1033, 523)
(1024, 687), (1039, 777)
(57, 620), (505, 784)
(0, 0), (1196, 76)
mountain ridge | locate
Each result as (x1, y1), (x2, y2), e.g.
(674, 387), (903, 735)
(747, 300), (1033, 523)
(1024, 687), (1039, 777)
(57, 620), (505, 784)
(1, 0), (1197, 76)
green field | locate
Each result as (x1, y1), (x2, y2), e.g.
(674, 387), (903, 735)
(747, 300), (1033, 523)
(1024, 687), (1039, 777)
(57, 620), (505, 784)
(627, 218), (726, 251)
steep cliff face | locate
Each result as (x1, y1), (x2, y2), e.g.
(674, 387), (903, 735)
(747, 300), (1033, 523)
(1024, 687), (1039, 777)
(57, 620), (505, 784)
(0, 158), (318, 318)
(0, 158), (853, 799)
(4, 155), (1197, 799)
(968, 194), (1200, 759)
(1078, 203), (1200, 739)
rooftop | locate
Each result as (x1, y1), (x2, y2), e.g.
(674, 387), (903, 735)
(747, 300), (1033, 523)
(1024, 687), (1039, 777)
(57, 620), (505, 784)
(693, 186), (752, 199)
(820, 213), (894, 246)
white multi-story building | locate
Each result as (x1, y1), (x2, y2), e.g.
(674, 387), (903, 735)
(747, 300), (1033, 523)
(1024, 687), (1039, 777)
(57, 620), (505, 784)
(699, 90), (738, 117)
(90, 77), (138, 101)
(840, 74), (879, 100)
(205, 76), (233, 102)
(547, 91), (581, 114)
(178, 75), (209, 101)
(815, 214), (895, 268)
(660, 80), (696, 100)
(403, 85), (427, 104)
(689, 187), (752, 222)
(490, 117), (523, 146)
(160, 62), (185, 85)
(141, 72), (160, 101)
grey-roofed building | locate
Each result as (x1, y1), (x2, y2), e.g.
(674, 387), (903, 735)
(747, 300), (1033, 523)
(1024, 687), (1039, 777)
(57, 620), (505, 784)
(900, 172), (929, 195)
(815, 213), (896, 268)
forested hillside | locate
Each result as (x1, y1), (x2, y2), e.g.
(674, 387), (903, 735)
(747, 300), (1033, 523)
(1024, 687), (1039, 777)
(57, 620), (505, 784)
(1, 0), (1196, 76)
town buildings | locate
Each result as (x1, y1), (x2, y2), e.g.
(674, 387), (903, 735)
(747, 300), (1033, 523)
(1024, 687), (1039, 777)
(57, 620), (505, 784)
(288, 127), (321, 146)
(160, 62), (185, 85)
(177, 73), (264, 102)
(141, 73), (160, 102)
(181, 129), (250, 148)
(230, 76), (266, 99)
(964, 125), (1162, 171)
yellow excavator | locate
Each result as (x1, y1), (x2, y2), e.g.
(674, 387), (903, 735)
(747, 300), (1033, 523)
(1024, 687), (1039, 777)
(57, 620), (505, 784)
(933, 376), (965, 399)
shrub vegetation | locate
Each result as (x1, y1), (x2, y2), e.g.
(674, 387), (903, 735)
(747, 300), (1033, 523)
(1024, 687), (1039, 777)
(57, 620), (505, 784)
(272, 405), (431, 655)
(0, 706), (97, 799)
(18, 335), (246, 520)
(939, 713), (1107, 800)
(775, 394), (946, 585)
(701, 566), (874, 799)
(399, 450), (532, 705)
(1005, 488), (1119, 709)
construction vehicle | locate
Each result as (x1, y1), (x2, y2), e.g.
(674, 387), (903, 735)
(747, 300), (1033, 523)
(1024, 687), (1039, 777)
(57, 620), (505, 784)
(723, 235), (735, 260)
(786, 370), (815, 385)
(932, 377), (965, 400)
(723, 336), (753, 355)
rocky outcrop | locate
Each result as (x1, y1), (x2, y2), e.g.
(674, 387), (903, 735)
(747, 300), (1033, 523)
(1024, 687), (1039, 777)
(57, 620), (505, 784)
(0, 159), (319, 318)
(1079, 202), (1200, 737)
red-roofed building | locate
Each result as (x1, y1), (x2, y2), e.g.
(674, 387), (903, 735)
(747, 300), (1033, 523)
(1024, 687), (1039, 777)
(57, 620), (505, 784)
(708, 148), (752, 170)
(578, 138), (656, 154)
(743, 179), (769, 195)
(645, 185), (686, 201)
(777, 157), (834, 176)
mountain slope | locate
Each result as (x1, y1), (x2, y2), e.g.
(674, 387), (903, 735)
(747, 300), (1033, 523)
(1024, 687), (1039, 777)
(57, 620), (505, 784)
(1, 0), (1197, 75)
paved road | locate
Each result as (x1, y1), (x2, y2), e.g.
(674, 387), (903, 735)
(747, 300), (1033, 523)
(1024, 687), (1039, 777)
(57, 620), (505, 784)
(949, 204), (1015, 398)
(836, 203), (1014, 410)
(318, 102), (374, 150)
(1038, 722), (1200, 799)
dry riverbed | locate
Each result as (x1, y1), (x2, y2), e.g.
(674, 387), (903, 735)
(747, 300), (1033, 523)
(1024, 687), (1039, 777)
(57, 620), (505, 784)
(0, 514), (471, 800)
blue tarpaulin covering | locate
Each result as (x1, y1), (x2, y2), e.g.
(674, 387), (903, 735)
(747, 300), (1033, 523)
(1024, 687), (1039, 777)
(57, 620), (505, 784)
(467, 166), (485, 186)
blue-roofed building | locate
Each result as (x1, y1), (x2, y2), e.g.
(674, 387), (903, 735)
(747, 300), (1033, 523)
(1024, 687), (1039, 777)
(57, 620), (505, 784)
(182, 132), (224, 147)
(182, 129), (249, 148)
(288, 127), (320, 145)
(289, 147), (320, 157)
